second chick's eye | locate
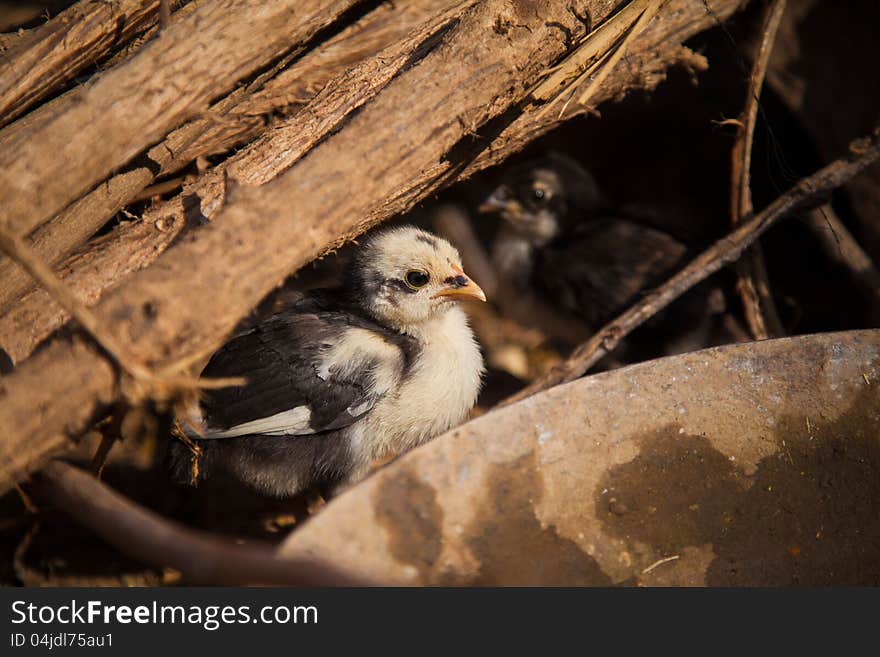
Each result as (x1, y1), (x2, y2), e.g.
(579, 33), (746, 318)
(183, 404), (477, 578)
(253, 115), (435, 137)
(405, 269), (430, 289)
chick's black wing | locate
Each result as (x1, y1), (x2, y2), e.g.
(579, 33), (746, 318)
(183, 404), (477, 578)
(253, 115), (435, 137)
(536, 218), (687, 326)
(198, 305), (410, 438)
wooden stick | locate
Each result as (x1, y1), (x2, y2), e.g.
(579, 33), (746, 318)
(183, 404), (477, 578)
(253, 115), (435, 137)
(34, 461), (368, 585)
(803, 204), (880, 305)
(0, 230), (151, 381)
(503, 128), (880, 405)
(0, 227), (245, 404)
(730, 0), (787, 339)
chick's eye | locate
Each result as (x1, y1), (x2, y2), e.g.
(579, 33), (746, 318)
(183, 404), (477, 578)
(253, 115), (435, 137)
(405, 270), (430, 289)
(527, 186), (550, 205)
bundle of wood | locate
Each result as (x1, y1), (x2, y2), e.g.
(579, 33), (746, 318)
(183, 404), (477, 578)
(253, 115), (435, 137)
(0, 0), (749, 492)
(2, 0), (879, 585)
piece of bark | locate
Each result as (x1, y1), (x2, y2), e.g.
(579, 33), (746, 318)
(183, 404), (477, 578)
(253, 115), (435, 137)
(802, 205), (880, 313)
(0, 0), (191, 127)
(0, 0), (361, 241)
(0, 0), (449, 316)
(0, 0), (747, 492)
(170, 1), (455, 173)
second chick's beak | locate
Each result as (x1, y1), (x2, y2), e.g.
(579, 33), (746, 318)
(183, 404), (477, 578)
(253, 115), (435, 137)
(433, 268), (487, 303)
(478, 185), (516, 215)
(477, 185), (511, 214)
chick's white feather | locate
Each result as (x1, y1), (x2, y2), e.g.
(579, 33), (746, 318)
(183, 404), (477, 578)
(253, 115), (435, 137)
(206, 406), (313, 438)
(359, 305), (483, 458)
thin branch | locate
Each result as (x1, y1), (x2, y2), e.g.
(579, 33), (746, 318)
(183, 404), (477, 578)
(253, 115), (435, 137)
(0, 227), (245, 404)
(33, 461), (369, 585)
(642, 554), (680, 574)
(803, 204), (880, 308)
(0, 230), (150, 380)
(503, 127), (880, 406)
(730, 0), (787, 339)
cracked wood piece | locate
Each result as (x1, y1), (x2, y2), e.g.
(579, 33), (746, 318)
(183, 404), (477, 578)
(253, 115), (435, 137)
(0, 0), (362, 240)
(0, 0), (740, 364)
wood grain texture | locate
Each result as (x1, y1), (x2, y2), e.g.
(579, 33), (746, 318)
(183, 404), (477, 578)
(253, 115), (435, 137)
(0, 1), (474, 362)
(0, 0), (446, 316)
(0, 0), (360, 239)
(0, 0), (191, 127)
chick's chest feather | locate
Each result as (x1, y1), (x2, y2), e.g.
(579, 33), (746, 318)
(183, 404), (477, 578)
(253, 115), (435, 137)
(362, 306), (484, 457)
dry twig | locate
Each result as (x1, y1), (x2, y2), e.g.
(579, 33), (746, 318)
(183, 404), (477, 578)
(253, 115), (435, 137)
(729, 0), (787, 339)
(0, 226), (245, 412)
(642, 554), (680, 574)
(504, 128), (880, 405)
(803, 205), (880, 309)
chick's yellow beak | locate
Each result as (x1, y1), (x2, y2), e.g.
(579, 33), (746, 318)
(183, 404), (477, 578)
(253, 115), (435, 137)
(433, 268), (487, 303)
(478, 185), (516, 215)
